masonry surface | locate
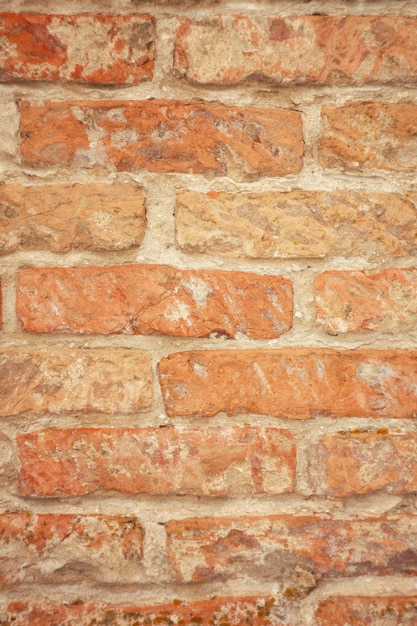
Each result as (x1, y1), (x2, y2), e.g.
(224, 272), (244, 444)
(1, 1), (417, 625)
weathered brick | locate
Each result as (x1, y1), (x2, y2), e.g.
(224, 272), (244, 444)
(0, 513), (143, 584)
(17, 426), (296, 497)
(174, 16), (417, 86)
(319, 102), (417, 173)
(19, 100), (303, 179)
(0, 183), (146, 253)
(316, 268), (417, 334)
(3, 597), (282, 626)
(0, 349), (151, 418)
(0, 13), (155, 84)
(308, 432), (417, 497)
(166, 514), (417, 583)
(159, 349), (417, 419)
(17, 265), (293, 339)
(316, 596), (417, 626)
(176, 189), (417, 259)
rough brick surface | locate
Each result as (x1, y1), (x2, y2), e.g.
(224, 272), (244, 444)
(174, 16), (417, 86)
(316, 596), (417, 626)
(0, 349), (152, 417)
(0, 183), (146, 253)
(176, 190), (417, 259)
(308, 432), (417, 497)
(319, 102), (417, 173)
(17, 265), (293, 339)
(0, 513), (144, 584)
(17, 426), (296, 497)
(19, 100), (303, 179)
(2, 598), (281, 626)
(316, 268), (417, 334)
(0, 13), (155, 84)
(167, 514), (417, 583)
(159, 349), (417, 419)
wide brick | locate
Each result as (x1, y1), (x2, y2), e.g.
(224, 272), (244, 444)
(174, 16), (417, 86)
(308, 432), (417, 497)
(176, 189), (417, 259)
(0, 513), (143, 584)
(316, 596), (417, 626)
(159, 349), (417, 419)
(17, 265), (293, 339)
(19, 100), (303, 179)
(0, 13), (155, 84)
(3, 597), (281, 626)
(319, 102), (417, 173)
(17, 426), (295, 497)
(0, 183), (146, 253)
(316, 269), (417, 334)
(0, 349), (151, 418)
(166, 514), (417, 583)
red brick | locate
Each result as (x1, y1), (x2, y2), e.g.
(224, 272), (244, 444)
(0, 182), (146, 253)
(19, 100), (303, 178)
(316, 596), (417, 626)
(159, 349), (417, 419)
(174, 16), (417, 86)
(166, 514), (417, 583)
(308, 432), (417, 497)
(0, 513), (143, 584)
(17, 265), (293, 339)
(316, 268), (417, 334)
(0, 348), (152, 418)
(3, 597), (282, 625)
(319, 102), (417, 173)
(17, 426), (295, 497)
(0, 13), (155, 84)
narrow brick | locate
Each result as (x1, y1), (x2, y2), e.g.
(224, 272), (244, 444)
(17, 426), (296, 497)
(0, 349), (152, 418)
(19, 100), (303, 179)
(176, 189), (417, 259)
(17, 265), (293, 339)
(308, 432), (417, 497)
(319, 102), (417, 173)
(0, 13), (155, 84)
(159, 349), (417, 419)
(316, 268), (417, 334)
(0, 183), (146, 253)
(166, 514), (417, 583)
(316, 596), (417, 626)
(174, 16), (417, 86)
(3, 597), (282, 626)
(0, 513), (144, 584)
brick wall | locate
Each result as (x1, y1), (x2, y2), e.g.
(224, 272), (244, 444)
(1, 1), (417, 624)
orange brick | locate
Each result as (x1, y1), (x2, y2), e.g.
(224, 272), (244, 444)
(175, 16), (417, 86)
(319, 102), (417, 173)
(0, 349), (152, 418)
(0, 513), (143, 584)
(159, 349), (417, 419)
(316, 268), (417, 334)
(316, 596), (417, 626)
(17, 265), (293, 339)
(19, 100), (303, 178)
(0, 13), (155, 84)
(167, 514), (417, 582)
(308, 432), (417, 496)
(0, 183), (146, 253)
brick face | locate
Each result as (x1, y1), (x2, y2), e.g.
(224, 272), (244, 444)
(316, 597), (417, 626)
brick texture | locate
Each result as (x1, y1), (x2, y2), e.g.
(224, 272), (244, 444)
(316, 596), (417, 626)
(159, 349), (417, 419)
(17, 265), (293, 339)
(19, 100), (303, 178)
(17, 426), (296, 497)
(174, 16), (417, 86)
(0, 182), (146, 253)
(0, 13), (155, 84)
